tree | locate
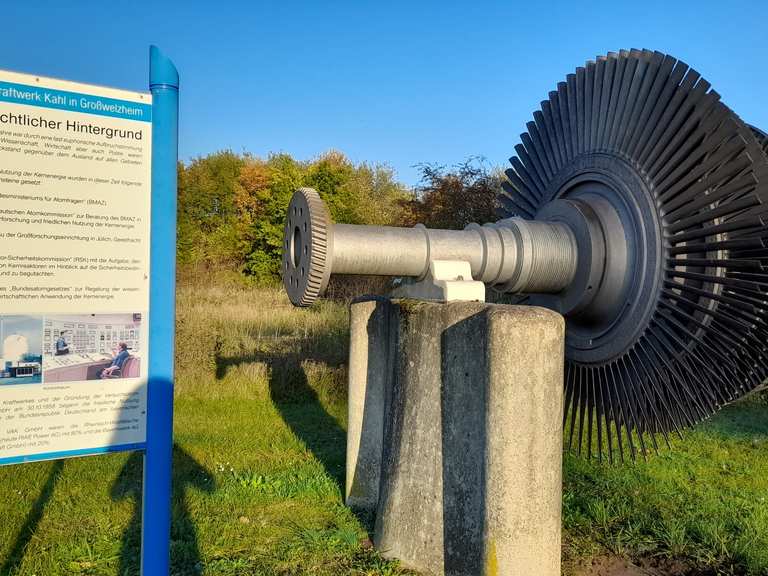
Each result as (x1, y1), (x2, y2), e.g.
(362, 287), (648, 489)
(402, 158), (502, 229)
(241, 153), (304, 279)
(176, 151), (246, 267)
(177, 149), (411, 283)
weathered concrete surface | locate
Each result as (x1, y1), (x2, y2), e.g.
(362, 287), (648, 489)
(346, 299), (564, 576)
(483, 305), (564, 576)
(346, 297), (391, 509)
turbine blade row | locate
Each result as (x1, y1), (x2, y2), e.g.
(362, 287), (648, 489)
(501, 49), (768, 460)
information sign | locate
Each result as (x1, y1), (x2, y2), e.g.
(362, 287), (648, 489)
(0, 70), (153, 464)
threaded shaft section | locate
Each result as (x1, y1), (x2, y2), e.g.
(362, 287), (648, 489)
(494, 218), (577, 294)
(524, 220), (577, 292)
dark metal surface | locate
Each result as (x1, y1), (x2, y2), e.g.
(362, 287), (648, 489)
(283, 188), (332, 306)
(501, 49), (768, 461)
(751, 125), (768, 159)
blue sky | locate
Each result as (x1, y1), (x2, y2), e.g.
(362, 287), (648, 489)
(4, 1), (766, 185)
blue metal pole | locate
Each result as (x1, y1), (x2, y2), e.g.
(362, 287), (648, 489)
(142, 45), (179, 576)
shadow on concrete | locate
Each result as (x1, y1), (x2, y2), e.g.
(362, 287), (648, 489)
(344, 298), (395, 534)
(371, 302), (492, 574)
(440, 311), (488, 574)
(111, 445), (215, 576)
(0, 460), (65, 575)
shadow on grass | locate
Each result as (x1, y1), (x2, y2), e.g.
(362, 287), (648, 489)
(0, 460), (64, 575)
(267, 355), (346, 488)
(111, 445), (215, 576)
(215, 347), (346, 490)
(701, 398), (768, 440)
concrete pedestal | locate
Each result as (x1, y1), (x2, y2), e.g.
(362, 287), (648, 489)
(346, 299), (564, 576)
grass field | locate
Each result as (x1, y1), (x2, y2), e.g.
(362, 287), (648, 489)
(0, 284), (767, 575)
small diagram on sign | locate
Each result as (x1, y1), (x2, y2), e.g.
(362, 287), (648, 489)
(43, 313), (142, 383)
(0, 315), (43, 385)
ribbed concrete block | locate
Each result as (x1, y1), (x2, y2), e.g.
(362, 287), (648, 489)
(346, 299), (564, 576)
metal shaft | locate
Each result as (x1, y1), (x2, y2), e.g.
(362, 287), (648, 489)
(332, 221), (578, 292)
(283, 188), (580, 306)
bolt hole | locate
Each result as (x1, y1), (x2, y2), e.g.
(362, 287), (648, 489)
(304, 221), (307, 232)
(587, 285), (593, 291)
(301, 267), (305, 276)
(292, 226), (302, 267)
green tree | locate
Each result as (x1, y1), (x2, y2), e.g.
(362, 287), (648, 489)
(242, 153), (304, 279)
(176, 149), (411, 284)
(176, 150), (245, 267)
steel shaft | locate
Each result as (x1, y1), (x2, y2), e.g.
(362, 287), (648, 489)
(282, 188), (583, 306)
(333, 220), (577, 290)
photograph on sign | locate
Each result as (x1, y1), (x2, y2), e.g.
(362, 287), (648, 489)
(0, 69), (152, 465)
(0, 315), (43, 385)
(43, 313), (142, 383)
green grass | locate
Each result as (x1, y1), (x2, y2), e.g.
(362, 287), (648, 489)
(562, 397), (768, 575)
(1, 284), (767, 575)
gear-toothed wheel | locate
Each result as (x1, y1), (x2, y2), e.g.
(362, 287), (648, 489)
(501, 49), (768, 461)
(282, 188), (332, 306)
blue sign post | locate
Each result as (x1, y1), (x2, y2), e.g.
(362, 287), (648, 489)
(142, 46), (179, 575)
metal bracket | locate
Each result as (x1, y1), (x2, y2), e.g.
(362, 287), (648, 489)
(390, 260), (485, 302)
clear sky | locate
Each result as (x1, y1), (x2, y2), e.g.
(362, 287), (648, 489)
(4, 0), (766, 185)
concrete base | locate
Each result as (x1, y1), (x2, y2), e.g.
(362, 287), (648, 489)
(346, 298), (564, 576)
